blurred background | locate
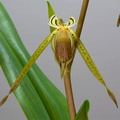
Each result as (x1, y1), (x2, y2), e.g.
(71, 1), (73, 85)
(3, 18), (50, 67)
(0, 0), (119, 120)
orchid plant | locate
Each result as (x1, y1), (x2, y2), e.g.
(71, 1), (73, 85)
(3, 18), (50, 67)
(0, 0), (118, 120)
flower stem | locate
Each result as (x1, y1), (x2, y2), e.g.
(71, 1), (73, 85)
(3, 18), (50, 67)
(64, 67), (76, 120)
(63, 1), (89, 120)
(76, 0), (89, 37)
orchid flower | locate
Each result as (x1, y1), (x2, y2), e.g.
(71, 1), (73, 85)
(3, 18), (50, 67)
(0, 14), (118, 108)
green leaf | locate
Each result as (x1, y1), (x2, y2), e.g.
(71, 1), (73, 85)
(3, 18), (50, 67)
(0, 33), (50, 120)
(46, 0), (56, 32)
(75, 100), (90, 120)
(0, 2), (69, 120)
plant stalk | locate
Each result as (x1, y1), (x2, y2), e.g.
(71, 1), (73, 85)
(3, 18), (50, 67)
(63, 0), (89, 120)
(76, 0), (89, 37)
(64, 67), (76, 120)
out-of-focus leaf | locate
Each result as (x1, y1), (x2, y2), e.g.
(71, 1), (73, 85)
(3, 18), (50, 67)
(0, 2), (69, 120)
(75, 100), (90, 120)
(47, 0), (56, 32)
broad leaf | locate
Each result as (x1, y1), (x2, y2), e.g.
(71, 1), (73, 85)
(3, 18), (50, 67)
(0, 2), (69, 120)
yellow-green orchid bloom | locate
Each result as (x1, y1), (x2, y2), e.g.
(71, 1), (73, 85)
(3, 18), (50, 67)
(0, 14), (118, 108)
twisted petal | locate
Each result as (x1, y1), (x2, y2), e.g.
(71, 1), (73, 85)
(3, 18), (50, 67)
(48, 14), (59, 28)
(65, 17), (76, 28)
(48, 14), (76, 28)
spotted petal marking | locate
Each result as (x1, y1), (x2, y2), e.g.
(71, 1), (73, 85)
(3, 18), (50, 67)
(68, 28), (118, 107)
(0, 29), (58, 106)
(77, 40), (118, 107)
(76, 40), (118, 107)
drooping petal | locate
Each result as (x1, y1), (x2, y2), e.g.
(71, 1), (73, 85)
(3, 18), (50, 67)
(67, 23), (118, 107)
(0, 29), (58, 106)
(76, 39), (118, 107)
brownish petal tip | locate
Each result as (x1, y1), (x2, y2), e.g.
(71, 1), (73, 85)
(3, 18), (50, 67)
(0, 95), (8, 106)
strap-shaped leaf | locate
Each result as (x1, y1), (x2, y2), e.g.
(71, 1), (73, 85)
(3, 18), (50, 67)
(0, 30), (57, 105)
(77, 39), (118, 107)
(0, 33), (50, 120)
(0, 2), (70, 120)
